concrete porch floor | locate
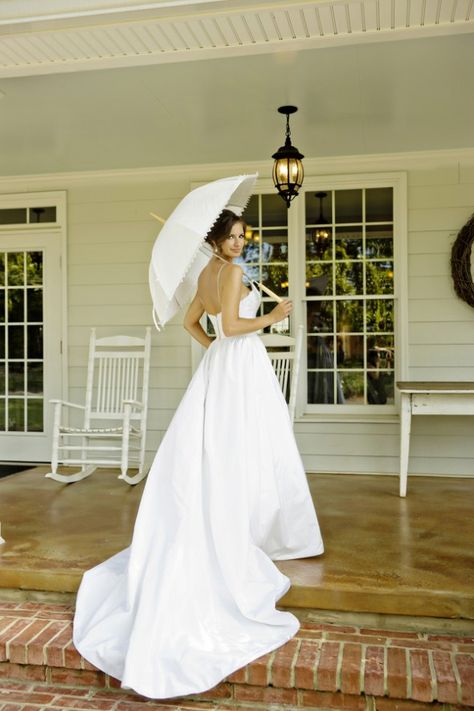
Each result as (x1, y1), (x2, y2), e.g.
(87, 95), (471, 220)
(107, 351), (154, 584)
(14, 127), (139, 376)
(0, 468), (473, 620)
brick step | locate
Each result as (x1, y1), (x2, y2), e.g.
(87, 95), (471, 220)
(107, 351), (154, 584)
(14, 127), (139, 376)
(0, 601), (473, 710)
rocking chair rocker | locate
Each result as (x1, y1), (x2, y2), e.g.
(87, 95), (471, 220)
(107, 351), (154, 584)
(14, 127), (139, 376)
(46, 328), (151, 485)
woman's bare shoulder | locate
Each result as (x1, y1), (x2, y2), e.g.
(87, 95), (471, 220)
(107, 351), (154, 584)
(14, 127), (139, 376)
(221, 263), (243, 281)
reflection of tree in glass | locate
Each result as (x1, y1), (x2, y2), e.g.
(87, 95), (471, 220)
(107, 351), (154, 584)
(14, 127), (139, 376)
(366, 260), (393, 295)
(337, 301), (363, 333)
(340, 371), (364, 402)
(366, 300), (394, 332)
(262, 264), (288, 297)
(7, 253), (25, 285)
(335, 237), (362, 260)
(335, 262), (363, 295)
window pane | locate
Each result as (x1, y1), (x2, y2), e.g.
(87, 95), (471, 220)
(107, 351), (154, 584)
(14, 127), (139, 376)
(27, 362), (43, 395)
(262, 264), (288, 297)
(7, 253), (24, 286)
(308, 371), (341, 404)
(27, 288), (43, 322)
(8, 398), (25, 431)
(8, 325), (24, 358)
(307, 301), (333, 333)
(0, 254), (4, 285)
(262, 300), (289, 334)
(261, 194), (288, 227)
(366, 226), (393, 258)
(335, 262), (363, 295)
(8, 289), (24, 322)
(367, 335), (395, 369)
(0, 398), (4, 430)
(0, 363), (4, 391)
(29, 206), (56, 223)
(205, 316), (215, 337)
(306, 191), (332, 225)
(335, 227), (363, 260)
(306, 228), (332, 260)
(366, 300), (394, 332)
(27, 326), (43, 359)
(8, 361), (24, 394)
(0, 327), (4, 357)
(0, 291), (4, 322)
(241, 237), (261, 266)
(307, 335), (335, 368)
(366, 188), (393, 222)
(335, 190), (362, 223)
(306, 264), (332, 296)
(26, 252), (43, 285)
(0, 208), (27, 225)
(339, 371), (364, 404)
(336, 300), (364, 332)
(366, 261), (394, 295)
(337, 335), (364, 368)
(243, 194), (258, 226)
(261, 229), (288, 262)
(27, 399), (44, 431)
(367, 371), (394, 405)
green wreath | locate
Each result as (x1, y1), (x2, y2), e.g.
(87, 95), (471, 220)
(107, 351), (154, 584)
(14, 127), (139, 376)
(451, 212), (474, 308)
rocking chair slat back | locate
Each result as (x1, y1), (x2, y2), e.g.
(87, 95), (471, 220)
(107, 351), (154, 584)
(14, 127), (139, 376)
(259, 325), (303, 424)
(85, 329), (151, 422)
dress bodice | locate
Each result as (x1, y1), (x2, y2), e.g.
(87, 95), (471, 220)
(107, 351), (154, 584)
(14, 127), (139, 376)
(208, 281), (261, 339)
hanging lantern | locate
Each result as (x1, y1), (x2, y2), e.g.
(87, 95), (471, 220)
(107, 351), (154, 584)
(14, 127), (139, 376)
(272, 105), (304, 209)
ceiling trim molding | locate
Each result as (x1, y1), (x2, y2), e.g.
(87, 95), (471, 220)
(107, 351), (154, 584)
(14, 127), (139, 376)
(0, 0), (472, 78)
(0, 147), (472, 189)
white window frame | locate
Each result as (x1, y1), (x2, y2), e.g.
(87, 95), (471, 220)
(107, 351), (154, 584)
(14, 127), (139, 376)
(292, 172), (408, 419)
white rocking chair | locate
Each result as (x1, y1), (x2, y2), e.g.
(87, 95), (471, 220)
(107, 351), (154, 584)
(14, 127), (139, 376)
(259, 325), (303, 424)
(46, 328), (151, 485)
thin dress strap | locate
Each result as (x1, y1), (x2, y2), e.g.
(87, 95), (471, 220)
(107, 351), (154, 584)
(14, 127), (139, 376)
(216, 262), (228, 304)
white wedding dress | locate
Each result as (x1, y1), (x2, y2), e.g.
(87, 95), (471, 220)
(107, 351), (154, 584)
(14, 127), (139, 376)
(73, 280), (324, 699)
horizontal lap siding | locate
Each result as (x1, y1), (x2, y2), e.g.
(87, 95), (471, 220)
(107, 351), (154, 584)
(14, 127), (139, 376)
(401, 158), (473, 476)
(41, 156), (474, 477)
(67, 178), (193, 461)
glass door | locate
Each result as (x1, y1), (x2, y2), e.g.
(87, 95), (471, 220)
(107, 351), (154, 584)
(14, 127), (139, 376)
(0, 232), (63, 461)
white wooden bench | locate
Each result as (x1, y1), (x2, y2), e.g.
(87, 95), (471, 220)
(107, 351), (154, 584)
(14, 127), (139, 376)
(397, 381), (474, 497)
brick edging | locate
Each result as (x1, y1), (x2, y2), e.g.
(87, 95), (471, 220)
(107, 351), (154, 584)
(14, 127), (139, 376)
(0, 601), (473, 708)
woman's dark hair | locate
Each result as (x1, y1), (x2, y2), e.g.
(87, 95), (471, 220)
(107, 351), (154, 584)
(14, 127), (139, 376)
(205, 209), (246, 250)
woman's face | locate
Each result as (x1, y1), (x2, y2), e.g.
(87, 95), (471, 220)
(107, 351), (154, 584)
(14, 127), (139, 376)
(219, 221), (245, 260)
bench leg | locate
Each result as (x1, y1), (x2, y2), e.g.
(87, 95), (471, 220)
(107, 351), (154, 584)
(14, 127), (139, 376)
(399, 393), (412, 497)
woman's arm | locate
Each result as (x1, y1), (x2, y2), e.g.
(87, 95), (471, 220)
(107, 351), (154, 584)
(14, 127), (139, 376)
(221, 264), (292, 337)
(183, 293), (213, 348)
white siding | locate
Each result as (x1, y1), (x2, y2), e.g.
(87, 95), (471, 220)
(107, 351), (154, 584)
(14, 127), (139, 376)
(66, 178), (193, 459)
(1, 150), (473, 476)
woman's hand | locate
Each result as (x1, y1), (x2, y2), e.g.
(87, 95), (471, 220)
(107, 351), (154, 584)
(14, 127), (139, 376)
(270, 299), (293, 324)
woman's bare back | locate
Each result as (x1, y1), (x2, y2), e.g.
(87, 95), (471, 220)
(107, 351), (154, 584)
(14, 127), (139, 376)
(198, 260), (250, 316)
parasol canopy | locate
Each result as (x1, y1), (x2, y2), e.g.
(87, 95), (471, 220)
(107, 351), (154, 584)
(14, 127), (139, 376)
(149, 174), (258, 329)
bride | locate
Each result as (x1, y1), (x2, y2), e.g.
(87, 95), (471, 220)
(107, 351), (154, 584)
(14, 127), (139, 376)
(73, 208), (324, 700)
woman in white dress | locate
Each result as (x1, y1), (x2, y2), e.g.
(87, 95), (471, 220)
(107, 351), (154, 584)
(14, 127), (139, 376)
(73, 209), (324, 700)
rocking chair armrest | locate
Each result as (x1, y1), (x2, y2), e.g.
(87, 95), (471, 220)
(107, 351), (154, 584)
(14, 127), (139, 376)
(122, 399), (144, 409)
(49, 399), (86, 410)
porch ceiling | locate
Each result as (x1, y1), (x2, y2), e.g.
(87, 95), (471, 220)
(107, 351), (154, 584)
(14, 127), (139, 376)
(0, 0), (473, 176)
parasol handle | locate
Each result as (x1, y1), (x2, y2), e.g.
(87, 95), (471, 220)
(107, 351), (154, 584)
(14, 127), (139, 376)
(152, 308), (162, 331)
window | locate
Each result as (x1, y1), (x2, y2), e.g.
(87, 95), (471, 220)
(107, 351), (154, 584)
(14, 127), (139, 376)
(304, 187), (397, 410)
(0, 251), (44, 432)
(0, 206), (57, 226)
